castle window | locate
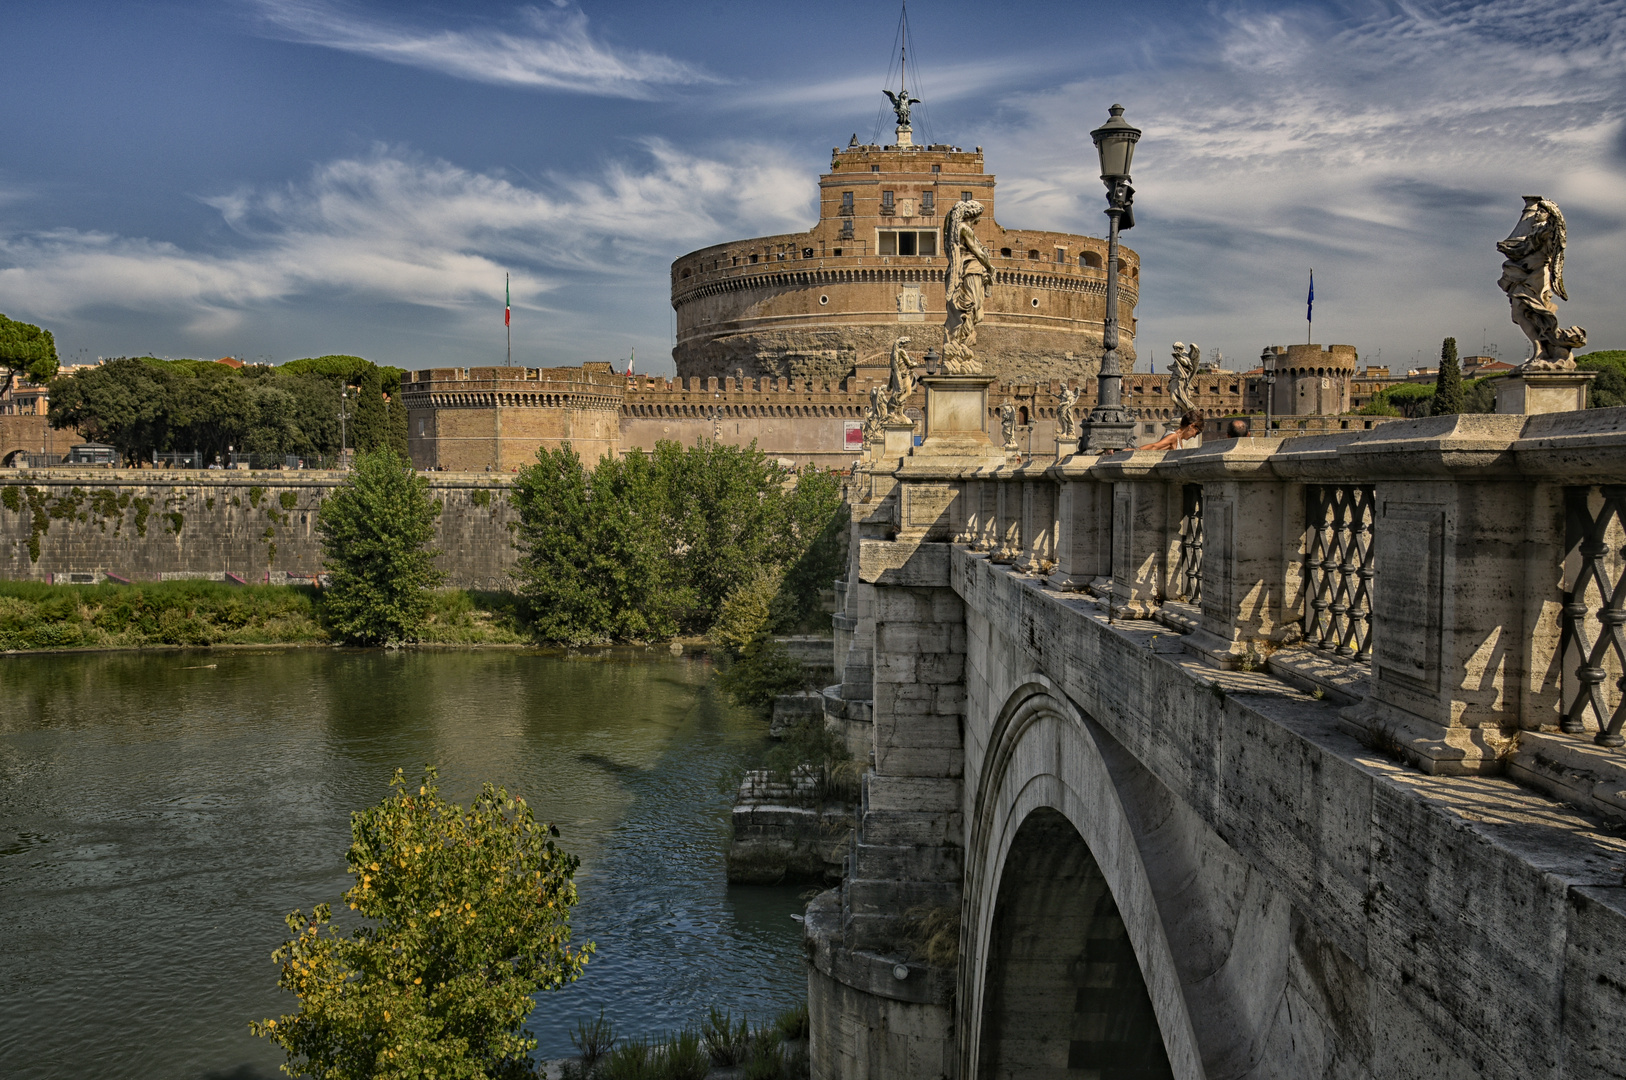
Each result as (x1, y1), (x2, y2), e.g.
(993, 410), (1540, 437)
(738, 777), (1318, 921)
(1080, 252), (1103, 269)
(881, 190), (895, 215)
(819, 295), (829, 305)
(1019, 406), (1029, 425)
(802, 247), (814, 258)
(1054, 248), (1065, 263)
(1027, 249), (1039, 260)
(750, 254), (758, 263)
(878, 230), (936, 256)
(1000, 248), (1012, 258)
(962, 191), (973, 202)
(833, 248), (843, 256)
(871, 165), (880, 172)
(681, 268), (690, 278)
(931, 164), (941, 173)
(921, 191), (934, 213)
(841, 191), (854, 214)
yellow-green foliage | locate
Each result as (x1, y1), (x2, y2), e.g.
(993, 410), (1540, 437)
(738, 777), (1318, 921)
(0, 580), (324, 649)
(0, 581), (532, 651)
(251, 767), (591, 1079)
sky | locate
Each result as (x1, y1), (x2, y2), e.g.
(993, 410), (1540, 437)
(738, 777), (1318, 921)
(1, 0), (1622, 376)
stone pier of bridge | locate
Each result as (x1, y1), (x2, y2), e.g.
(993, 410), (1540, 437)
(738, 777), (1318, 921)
(809, 409), (1626, 1080)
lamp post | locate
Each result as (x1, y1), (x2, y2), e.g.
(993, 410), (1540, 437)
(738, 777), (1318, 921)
(1079, 104), (1141, 454)
(1260, 347), (1277, 437)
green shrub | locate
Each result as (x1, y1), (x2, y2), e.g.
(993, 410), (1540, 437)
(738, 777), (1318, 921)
(251, 767), (590, 1078)
(715, 637), (809, 713)
(702, 1006), (751, 1067)
(661, 1029), (710, 1080)
(511, 441), (846, 644)
(279, 491), (298, 510)
(744, 1026), (786, 1080)
(315, 448), (445, 645)
(570, 1009), (617, 1069)
(775, 1001), (810, 1042)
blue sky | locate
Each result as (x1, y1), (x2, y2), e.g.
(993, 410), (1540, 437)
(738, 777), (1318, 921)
(2, 0), (1622, 375)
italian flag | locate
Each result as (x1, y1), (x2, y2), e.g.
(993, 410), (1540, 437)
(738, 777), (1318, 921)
(505, 274), (511, 327)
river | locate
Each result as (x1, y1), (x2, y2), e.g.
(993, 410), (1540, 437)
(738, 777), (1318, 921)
(0, 648), (807, 1078)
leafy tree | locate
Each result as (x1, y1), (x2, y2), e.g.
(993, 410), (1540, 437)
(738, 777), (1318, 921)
(48, 357), (175, 463)
(510, 445), (678, 644)
(657, 440), (792, 629)
(351, 363), (392, 453)
(167, 360), (258, 460)
(770, 469), (847, 633)
(1580, 351), (1626, 408)
(0, 313), (59, 385)
(1360, 381), (1434, 418)
(316, 449), (445, 645)
(1432, 337), (1463, 415)
(1462, 376), (1498, 414)
(252, 767), (591, 1079)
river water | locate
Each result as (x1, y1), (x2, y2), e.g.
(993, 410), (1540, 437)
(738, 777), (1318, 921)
(0, 648), (807, 1078)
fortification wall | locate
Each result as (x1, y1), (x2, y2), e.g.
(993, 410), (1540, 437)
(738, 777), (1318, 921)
(620, 373), (873, 467)
(0, 471), (519, 591)
(402, 365), (622, 470)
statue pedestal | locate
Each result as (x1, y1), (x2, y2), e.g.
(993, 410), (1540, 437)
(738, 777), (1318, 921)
(918, 375), (1000, 458)
(880, 420), (916, 459)
(1054, 435), (1077, 461)
(1494, 371), (1595, 415)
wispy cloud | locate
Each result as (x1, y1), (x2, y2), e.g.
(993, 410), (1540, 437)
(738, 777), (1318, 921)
(977, 0), (1626, 367)
(0, 143), (813, 344)
(248, 0), (719, 99)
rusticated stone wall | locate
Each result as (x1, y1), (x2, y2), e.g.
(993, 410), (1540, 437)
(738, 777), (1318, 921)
(0, 470), (519, 590)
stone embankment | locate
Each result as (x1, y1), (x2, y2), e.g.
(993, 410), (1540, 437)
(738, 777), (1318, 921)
(0, 469), (517, 590)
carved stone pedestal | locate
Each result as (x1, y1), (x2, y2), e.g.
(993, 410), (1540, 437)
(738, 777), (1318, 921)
(1494, 370), (1595, 415)
(918, 375), (999, 457)
(880, 420), (916, 460)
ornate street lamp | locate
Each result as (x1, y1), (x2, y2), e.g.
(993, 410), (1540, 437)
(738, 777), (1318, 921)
(1079, 104), (1142, 454)
(1260, 347), (1278, 435)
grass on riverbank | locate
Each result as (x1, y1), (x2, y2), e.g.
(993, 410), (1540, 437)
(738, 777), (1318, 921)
(0, 580), (530, 651)
(557, 1003), (810, 1080)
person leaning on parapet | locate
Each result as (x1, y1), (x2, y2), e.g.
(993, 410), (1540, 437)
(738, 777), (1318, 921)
(1138, 410), (1205, 451)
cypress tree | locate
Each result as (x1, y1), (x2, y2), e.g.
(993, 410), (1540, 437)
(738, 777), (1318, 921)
(1432, 336), (1463, 415)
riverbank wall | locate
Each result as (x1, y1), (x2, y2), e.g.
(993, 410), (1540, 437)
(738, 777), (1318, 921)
(0, 469), (519, 590)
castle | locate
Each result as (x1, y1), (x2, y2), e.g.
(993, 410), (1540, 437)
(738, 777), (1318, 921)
(400, 124), (1367, 472)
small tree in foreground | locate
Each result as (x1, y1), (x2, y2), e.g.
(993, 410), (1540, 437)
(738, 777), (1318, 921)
(252, 767), (592, 1079)
(317, 449), (444, 644)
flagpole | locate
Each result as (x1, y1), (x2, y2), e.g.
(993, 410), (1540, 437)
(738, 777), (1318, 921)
(506, 272), (512, 367)
(1307, 267), (1313, 345)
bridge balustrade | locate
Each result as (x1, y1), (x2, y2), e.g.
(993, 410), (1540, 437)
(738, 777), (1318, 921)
(873, 408), (1626, 820)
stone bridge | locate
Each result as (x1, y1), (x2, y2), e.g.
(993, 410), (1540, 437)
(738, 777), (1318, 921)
(807, 407), (1626, 1079)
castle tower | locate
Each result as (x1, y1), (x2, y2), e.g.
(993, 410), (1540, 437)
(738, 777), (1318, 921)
(670, 140), (1138, 385)
(1264, 343), (1359, 416)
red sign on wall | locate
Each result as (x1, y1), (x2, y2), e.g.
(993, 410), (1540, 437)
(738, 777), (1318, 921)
(843, 421), (864, 449)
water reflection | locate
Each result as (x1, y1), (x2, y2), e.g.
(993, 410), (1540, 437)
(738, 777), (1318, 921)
(0, 648), (805, 1077)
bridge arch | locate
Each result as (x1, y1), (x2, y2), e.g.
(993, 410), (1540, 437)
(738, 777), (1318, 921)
(1, 446), (31, 468)
(961, 675), (1205, 1080)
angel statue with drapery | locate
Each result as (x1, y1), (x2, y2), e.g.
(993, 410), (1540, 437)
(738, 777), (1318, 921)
(942, 200), (993, 374)
(1497, 196), (1586, 371)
